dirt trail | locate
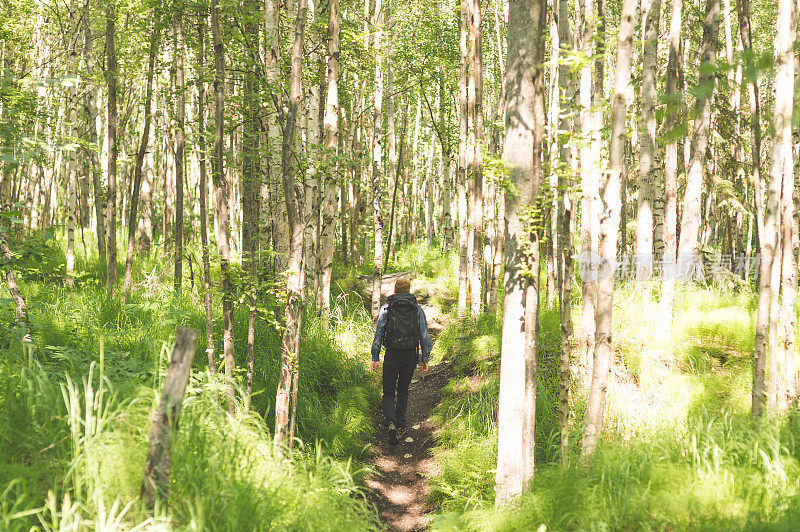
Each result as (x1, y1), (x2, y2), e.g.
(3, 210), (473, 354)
(363, 274), (450, 531)
(365, 363), (450, 531)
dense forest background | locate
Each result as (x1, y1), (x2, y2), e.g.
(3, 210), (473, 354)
(2, 0), (800, 529)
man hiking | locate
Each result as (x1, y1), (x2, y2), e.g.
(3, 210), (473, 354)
(371, 277), (432, 445)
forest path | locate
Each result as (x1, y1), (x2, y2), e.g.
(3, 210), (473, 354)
(363, 274), (451, 531)
(364, 361), (450, 531)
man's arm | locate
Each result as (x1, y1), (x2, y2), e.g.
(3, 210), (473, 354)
(418, 305), (432, 363)
(371, 304), (389, 362)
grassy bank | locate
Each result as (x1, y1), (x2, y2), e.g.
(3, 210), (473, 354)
(0, 235), (381, 530)
(427, 283), (800, 531)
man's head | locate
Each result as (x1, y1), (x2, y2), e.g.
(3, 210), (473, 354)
(394, 277), (411, 294)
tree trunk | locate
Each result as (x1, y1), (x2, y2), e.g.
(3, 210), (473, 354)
(140, 327), (198, 510)
(484, 168), (497, 308)
(780, 154), (796, 404)
(490, 97), (506, 309)
(383, 6), (397, 270)
(370, 0), (385, 321)
(242, 0), (261, 408)
(485, 64), (503, 310)
(764, 0), (794, 413)
(637, 0), (660, 288)
(124, 17), (161, 299)
(319, 0), (340, 312)
(137, 152), (153, 257)
(197, 12), (215, 374)
(264, 0), (286, 276)
(495, 0), (546, 507)
(468, 0), (484, 318)
(546, 17), (559, 310)
(210, 0), (235, 410)
(555, 0), (575, 463)
(661, 0), (683, 328)
(578, 0), (602, 373)
(84, 3), (106, 268)
(163, 126), (174, 251)
(174, 18), (186, 294)
(426, 137), (435, 242)
(581, 0), (636, 459)
(275, 0), (309, 450)
(737, 0), (763, 283)
(105, 6), (118, 296)
(66, 108), (77, 288)
(677, 0), (720, 269)
(350, 120), (363, 265)
(781, 148), (797, 404)
(735, 0), (767, 416)
(303, 55), (322, 304)
(458, 0), (470, 320)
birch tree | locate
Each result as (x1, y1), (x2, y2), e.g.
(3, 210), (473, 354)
(637, 0), (660, 288)
(370, 0), (385, 321)
(677, 0), (720, 269)
(578, 0), (603, 371)
(196, 12), (215, 374)
(581, 0), (637, 458)
(210, 0), (235, 409)
(555, 0), (575, 461)
(661, 0), (683, 327)
(173, 17), (186, 294)
(275, 0), (309, 449)
(83, 0), (106, 266)
(242, 0), (260, 408)
(495, 0), (546, 507)
(457, 0), (469, 319)
(754, 0), (793, 415)
(319, 0), (340, 312)
(468, 0), (484, 318)
(104, 5), (118, 296)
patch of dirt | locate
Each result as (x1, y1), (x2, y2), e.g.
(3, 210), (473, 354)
(365, 363), (451, 532)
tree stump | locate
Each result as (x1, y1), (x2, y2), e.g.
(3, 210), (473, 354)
(141, 327), (198, 510)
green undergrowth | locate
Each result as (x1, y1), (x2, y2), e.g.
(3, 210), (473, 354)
(387, 239), (459, 312)
(427, 305), (564, 515)
(0, 237), (381, 529)
(331, 238), (459, 318)
(428, 284), (800, 531)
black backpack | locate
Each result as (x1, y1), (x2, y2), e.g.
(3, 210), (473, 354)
(383, 293), (420, 352)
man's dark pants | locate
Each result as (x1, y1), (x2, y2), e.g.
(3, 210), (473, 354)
(382, 348), (417, 428)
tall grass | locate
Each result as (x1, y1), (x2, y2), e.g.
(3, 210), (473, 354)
(427, 281), (800, 530)
(0, 234), (382, 529)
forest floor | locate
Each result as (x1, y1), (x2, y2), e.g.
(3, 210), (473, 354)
(363, 273), (451, 531)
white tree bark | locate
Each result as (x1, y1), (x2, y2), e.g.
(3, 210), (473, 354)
(637, 0), (660, 288)
(495, 0), (546, 507)
(581, 0), (637, 459)
(677, 0), (720, 270)
(319, 0), (340, 312)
